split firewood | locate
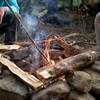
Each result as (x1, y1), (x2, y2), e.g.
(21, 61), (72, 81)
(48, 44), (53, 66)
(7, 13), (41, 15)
(0, 54), (43, 90)
(36, 51), (98, 81)
(0, 44), (21, 51)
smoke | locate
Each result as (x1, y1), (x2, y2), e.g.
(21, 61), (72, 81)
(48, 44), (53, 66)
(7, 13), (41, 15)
(22, 13), (38, 33)
(19, 0), (55, 69)
(29, 31), (48, 69)
(32, 31), (48, 40)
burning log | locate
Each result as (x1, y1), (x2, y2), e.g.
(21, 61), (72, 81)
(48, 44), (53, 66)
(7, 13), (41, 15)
(0, 54), (43, 90)
(5, 35), (80, 68)
(4, 46), (66, 74)
(36, 51), (98, 81)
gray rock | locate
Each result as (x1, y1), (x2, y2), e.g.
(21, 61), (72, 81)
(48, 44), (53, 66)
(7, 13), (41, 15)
(84, 62), (100, 95)
(68, 91), (95, 100)
(0, 89), (25, 100)
(31, 80), (70, 100)
(0, 75), (28, 96)
(66, 71), (92, 93)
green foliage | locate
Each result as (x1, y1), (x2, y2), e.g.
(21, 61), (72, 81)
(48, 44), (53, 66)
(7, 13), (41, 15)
(73, 0), (82, 7)
(17, 0), (100, 15)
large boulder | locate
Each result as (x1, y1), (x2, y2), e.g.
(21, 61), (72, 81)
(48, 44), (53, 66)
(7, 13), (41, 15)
(0, 89), (25, 100)
(85, 61), (100, 95)
(31, 80), (70, 100)
(0, 74), (28, 96)
(66, 71), (92, 93)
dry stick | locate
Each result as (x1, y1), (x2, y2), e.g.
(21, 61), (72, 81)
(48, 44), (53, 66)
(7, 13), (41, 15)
(4, 0), (50, 64)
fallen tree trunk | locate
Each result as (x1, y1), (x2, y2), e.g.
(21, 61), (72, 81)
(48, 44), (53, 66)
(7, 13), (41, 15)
(0, 54), (43, 90)
(36, 51), (98, 81)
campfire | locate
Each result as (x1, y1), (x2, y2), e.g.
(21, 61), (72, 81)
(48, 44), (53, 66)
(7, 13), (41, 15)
(0, 34), (99, 100)
(0, 0), (100, 99)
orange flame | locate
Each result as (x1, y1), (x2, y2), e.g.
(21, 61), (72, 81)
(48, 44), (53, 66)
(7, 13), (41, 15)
(44, 37), (55, 65)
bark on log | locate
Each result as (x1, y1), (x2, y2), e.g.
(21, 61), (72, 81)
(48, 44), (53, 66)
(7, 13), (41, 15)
(36, 51), (98, 81)
(0, 54), (43, 90)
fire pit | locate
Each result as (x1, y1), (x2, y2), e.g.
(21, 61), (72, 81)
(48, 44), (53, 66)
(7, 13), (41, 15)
(0, 34), (99, 100)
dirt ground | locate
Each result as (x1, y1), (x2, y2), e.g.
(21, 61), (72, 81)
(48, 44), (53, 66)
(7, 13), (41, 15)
(36, 11), (96, 52)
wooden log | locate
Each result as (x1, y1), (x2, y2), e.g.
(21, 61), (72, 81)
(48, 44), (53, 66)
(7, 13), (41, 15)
(36, 51), (98, 81)
(5, 47), (30, 60)
(54, 36), (81, 57)
(0, 54), (43, 90)
(49, 49), (66, 60)
(0, 44), (21, 51)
